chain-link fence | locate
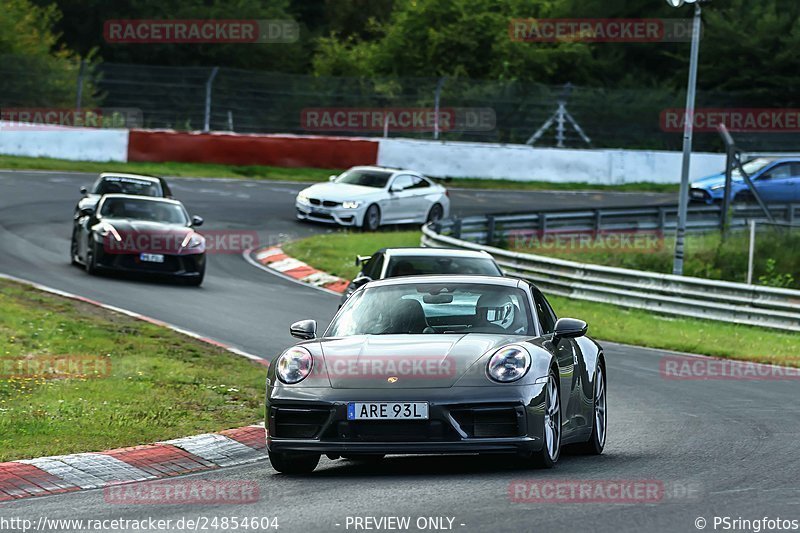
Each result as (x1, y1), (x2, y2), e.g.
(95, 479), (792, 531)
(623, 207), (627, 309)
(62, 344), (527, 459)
(2, 54), (798, 152)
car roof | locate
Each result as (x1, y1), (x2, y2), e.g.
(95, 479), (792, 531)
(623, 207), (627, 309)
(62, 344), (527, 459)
(366, 274), (522, 289)
(98, 193), (182, 206)
(349, 165), (420, 175)
(381, 247), (493, 259)
(98, 172), (160, 183)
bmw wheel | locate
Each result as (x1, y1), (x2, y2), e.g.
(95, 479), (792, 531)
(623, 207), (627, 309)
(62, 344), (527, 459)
(362, 204), (381, 232)
(426, 203), (444, 225)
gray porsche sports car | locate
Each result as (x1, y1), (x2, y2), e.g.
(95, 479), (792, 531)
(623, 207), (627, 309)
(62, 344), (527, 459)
(265, 275), (607, 474)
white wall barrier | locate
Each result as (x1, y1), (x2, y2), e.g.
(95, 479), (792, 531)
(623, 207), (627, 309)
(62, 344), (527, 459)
(377, 138), (726, 184)
(0, 122), (129, 162)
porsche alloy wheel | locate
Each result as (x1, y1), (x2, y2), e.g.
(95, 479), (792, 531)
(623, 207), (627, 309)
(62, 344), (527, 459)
(532, 370), (561, 468)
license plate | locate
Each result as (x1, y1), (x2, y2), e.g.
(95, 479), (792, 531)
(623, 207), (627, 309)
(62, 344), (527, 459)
(347, 402), (429, 420)
(140, 253), (164, 263)
(311, 208), (330, 215)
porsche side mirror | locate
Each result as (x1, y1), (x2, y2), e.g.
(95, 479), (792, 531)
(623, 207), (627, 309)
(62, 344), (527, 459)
(80, 186), (88, 196)
(191, 215), (204, 227)
(290, 319), (317, 340)
(553, 318), (587, 339)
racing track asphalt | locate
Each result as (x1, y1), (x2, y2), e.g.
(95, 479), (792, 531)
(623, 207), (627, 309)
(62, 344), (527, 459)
(1, 170), (798, 533)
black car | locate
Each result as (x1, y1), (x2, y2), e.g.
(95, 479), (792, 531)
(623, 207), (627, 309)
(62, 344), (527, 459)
(266, 275), (606, 474)
(341, 247), (503, 304)
(71, 194), (206, 286)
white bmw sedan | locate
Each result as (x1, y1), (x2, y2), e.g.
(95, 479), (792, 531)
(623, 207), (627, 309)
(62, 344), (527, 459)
(295, 166), (450, 231)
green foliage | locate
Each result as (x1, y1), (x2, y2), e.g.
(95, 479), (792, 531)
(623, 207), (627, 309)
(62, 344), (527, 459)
(758, 258), (796, 288)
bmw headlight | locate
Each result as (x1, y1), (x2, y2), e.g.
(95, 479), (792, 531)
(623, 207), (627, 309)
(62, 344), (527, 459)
(297, 192), (310, 204)
(487, 345), (531, 383)
(276, 346), (314, 384)
(341, 201), (362, 209)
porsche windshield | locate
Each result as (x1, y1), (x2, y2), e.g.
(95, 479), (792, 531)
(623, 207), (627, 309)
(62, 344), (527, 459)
(326, 282), (534, 336)
(334, 169), (392, 188)
(99, 198), (189, 224)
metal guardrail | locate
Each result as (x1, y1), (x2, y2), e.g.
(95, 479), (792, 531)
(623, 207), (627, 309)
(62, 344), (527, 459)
(421, 203), (800, 332)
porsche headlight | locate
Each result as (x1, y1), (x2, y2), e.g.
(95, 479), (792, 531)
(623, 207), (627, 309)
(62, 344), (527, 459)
(276, 346), (314, 384)
(487, 345), (531, 383)
(341, 201), (362, 209)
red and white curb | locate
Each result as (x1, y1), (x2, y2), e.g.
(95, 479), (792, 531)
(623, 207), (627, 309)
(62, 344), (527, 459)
(0, 273), (270, 502)
(0, 425), (266, 502)
(245, 246), (349, 295)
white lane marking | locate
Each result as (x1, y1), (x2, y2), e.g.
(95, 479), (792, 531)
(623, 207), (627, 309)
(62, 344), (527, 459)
(160, 434), (263, 468)
(20, 455), (154, 489)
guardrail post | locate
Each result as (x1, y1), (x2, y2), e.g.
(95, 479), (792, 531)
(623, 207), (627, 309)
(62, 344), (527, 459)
(486, 216), (495, 245)
(593, 209), (602, 235)
(790, 204), (797, 226)
(658, 207), (667, 233)
(539, 212), (547, 236)
(452, 219), (462, 239)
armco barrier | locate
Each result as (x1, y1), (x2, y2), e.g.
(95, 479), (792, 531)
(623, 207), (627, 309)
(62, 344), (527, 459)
(0, 122), (129, 162)
(420, 206), (800, 332)
(127, 130), (379, 169)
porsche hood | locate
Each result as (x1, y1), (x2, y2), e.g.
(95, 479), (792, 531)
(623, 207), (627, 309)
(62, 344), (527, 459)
(313, 334), (522, 389)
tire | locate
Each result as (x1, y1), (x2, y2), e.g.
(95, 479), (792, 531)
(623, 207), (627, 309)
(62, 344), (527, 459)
(268, 451), (320, 474)
(184, 262), (205, 287)
(573, 364), (607, 455)
(530, 369), (561, 468)
(70, 227), (80, 266)
(426, 203), (444, 225)
(362, 204), (381, 232)
(85, 239), (99, 275)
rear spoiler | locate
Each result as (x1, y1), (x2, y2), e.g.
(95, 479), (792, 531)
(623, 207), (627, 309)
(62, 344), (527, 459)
(355, 254), (372, 266)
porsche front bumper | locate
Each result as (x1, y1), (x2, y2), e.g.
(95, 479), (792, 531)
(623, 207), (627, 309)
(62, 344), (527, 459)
(266, 383), (547, 456)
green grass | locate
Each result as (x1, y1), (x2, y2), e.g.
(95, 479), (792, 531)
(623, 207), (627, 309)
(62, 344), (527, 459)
(0, 154), (678, 192)
(510, 228), (799, 289)
(282, 231), (800, 365)
(0, 279), (265, 461)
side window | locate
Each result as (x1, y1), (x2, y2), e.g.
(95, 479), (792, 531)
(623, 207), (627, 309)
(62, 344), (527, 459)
(790, 163), (800, 177)
(391, 175), (415, 191)
(363, 253), (384, 279)
(407, 176), (430, 189)
(761, 164), (791, 180)
(532, 289), (557, 334)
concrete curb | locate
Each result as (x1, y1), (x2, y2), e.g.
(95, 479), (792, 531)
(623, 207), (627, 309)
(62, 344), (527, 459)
(247, 246), (349, 295)
(0, 425), (266, 502)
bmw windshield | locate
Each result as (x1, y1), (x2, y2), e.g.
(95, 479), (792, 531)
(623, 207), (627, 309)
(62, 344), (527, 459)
(326, 282), (535, 336)
(334, 169), (392, 188)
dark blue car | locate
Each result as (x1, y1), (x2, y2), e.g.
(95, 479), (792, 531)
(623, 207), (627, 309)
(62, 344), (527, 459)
(690, 157), (800, 204)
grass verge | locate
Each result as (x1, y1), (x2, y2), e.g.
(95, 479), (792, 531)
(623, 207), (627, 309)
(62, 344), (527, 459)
(282, 230), (800, 365)
(0, 279), (265, 462)
(0, 154), (678, 192)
